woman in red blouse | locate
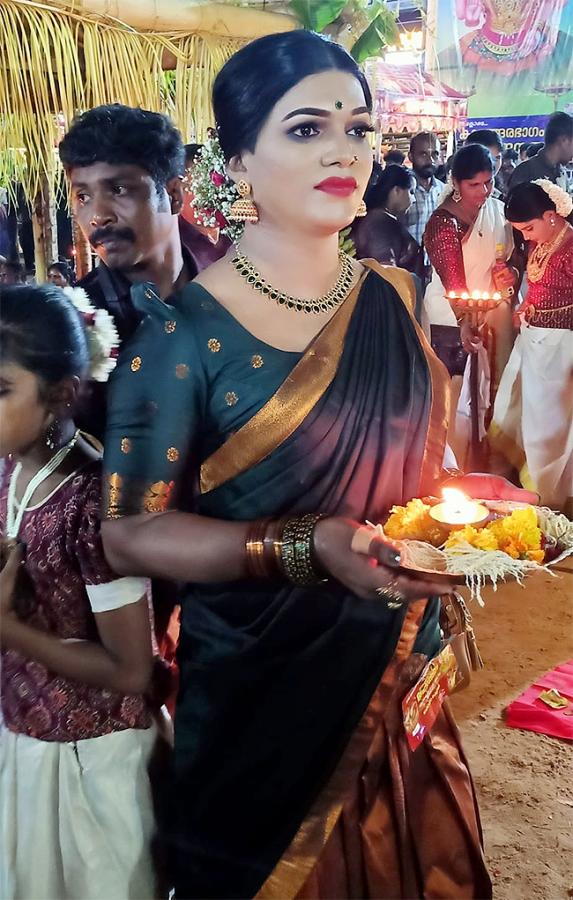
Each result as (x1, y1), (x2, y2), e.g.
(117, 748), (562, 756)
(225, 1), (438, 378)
(490, 181), (573, 512)
(423, 144), (519, 466)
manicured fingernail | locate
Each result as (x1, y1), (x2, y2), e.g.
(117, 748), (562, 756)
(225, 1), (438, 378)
(388, 551), (401, 567)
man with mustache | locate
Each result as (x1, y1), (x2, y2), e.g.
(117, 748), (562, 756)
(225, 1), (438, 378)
(59, 104), (194, 685)
(405, 132), (444, 276)
(59, 103), (199, 435)
(59, 104), (199, 340)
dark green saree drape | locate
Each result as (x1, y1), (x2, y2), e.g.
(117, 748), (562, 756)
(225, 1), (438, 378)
(103, 263), (472, 899)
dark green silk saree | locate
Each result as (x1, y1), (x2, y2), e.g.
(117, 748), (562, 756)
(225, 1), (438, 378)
(103, 263), (489, 899)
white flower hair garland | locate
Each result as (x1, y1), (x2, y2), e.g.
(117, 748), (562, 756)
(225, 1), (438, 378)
(532, 178), (573, 218)
(187, 136), (243, 243)
(63, 286), (120, 382)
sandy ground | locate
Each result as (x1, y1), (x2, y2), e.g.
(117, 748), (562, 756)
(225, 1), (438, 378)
(450, 559), (573, 900)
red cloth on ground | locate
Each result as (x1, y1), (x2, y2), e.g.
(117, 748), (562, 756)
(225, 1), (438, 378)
(505, 659), (573, 741)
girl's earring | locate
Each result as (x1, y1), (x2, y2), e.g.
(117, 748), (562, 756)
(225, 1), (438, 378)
(45, 418), (60, 451)
(452, 187), (462, 203)
(550, 217), (556, 226)
(228, 180), (259, 224)
(355, 199), (367, 218)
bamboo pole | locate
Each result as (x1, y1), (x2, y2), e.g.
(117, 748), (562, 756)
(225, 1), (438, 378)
(31, 175), (57, 281)
(72, 216), (92, 280)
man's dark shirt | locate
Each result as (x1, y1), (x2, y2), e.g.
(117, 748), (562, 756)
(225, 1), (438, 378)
(509, 149), (566, 189)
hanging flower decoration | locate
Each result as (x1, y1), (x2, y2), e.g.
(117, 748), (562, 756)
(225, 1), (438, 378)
(188, 135), (243, 243)
(63, 287), (120, 382)
(532, 179), (573, 218)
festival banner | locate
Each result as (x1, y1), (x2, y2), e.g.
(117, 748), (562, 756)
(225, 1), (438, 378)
(459, 115), (550, 149)
(426, 0), (573, 119)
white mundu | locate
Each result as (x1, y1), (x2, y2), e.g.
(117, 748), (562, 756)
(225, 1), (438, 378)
(490, 322), (573, 511)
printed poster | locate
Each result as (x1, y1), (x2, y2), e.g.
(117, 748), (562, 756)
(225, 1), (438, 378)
(426, 0), (573, 121)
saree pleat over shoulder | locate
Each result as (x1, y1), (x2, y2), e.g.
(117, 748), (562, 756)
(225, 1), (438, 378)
(104, 262), (490, 899)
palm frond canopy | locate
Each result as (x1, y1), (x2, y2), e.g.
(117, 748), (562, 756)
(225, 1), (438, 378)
(0, 0), (295, 199)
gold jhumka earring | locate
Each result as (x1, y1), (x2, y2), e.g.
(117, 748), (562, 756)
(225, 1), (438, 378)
(228, 180), (259, 224)
(355, 199), (367, 217)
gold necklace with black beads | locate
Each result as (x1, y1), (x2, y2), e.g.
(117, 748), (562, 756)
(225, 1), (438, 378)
(231, 249), (355, 314)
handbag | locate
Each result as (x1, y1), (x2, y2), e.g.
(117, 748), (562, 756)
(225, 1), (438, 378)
(440, 591), (484, 693)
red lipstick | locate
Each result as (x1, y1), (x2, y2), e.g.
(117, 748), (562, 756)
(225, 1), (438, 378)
(314, 177), (357, 197)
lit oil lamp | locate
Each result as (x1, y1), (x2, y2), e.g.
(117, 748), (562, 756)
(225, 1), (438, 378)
(447, 290), (502, 308)
(429, 487), (489, 526)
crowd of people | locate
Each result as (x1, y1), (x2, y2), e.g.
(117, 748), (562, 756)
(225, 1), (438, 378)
(0, 28), (572, 900)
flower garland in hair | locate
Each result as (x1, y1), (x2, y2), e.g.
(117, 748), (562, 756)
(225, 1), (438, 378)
(187, 132), (360, 254)
(186, 135), (243, 243)
(532, 178), (573, 218)
(63, 287), (120, 382)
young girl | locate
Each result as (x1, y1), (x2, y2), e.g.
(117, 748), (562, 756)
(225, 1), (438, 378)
(0, 284), (157, 899)
(490, 180), (573, 512)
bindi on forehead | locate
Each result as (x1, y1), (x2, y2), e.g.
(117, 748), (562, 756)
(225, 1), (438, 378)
(276, 70), (369, 118)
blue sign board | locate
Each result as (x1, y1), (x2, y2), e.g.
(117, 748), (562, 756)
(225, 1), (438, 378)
(460, 116), (549, 149)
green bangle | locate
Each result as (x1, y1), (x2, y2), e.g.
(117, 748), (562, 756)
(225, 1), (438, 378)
(281, 514), (327, 586)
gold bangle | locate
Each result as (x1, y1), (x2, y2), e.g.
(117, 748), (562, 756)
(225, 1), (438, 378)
(245, 518), (272, 579)
(245, 517), (289, 579)
(263, 517), (288, 578)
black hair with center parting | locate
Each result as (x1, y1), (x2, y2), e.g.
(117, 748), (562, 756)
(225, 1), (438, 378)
(59, 104), (185, 191)
(213, 31), (372, 161)
(505, 182), (557, 223)
(0, 284), (89, 386)
(451, 144), (494, 182)
(366, 164), (414, 209)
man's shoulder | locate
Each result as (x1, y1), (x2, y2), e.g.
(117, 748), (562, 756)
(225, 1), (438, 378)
(77, 267), (107, 306)
(509, 158), (535, 187)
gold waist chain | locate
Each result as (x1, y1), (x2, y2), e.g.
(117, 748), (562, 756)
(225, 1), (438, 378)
(526, 302), (573, 327)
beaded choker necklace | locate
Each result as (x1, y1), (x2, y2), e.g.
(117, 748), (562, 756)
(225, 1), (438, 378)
(527, 223), (569, 284)
(231, 250), (355, 314)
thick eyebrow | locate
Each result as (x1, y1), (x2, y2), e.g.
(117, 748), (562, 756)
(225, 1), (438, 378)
(282, 105), (370, 121)
(70, 172), (140, 188)
(70, 176), (138, 190)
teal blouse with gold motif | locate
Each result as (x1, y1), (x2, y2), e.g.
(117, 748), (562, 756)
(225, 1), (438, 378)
(104, 280), (301, 519)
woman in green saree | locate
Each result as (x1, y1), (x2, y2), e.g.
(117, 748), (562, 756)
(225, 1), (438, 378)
(101, 31), (534, 899)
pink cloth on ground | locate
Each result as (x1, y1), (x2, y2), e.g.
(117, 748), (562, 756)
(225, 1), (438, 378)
(505, 659), (573, 741)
